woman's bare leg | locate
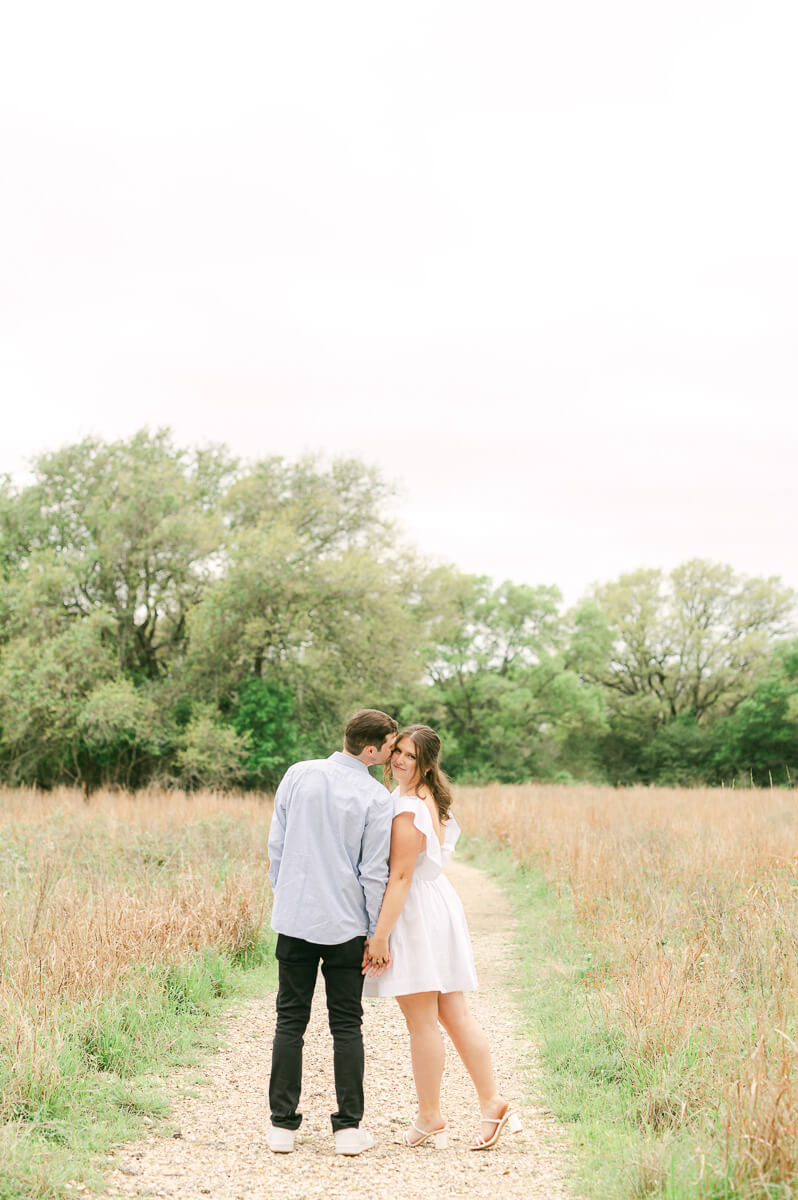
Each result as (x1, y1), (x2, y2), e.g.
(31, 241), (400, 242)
(437, 991), (508, 1140)
(396, 992), (446, 1132)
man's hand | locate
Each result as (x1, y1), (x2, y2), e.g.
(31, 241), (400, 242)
(362, 936), (392, 977)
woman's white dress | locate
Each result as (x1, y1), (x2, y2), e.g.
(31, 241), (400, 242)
(363, 789), (478, 998)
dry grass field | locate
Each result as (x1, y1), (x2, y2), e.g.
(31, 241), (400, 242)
(0, 785), (274, 1198)
(2, 782), (796, 1198)
(455, 783), (798, 1197)
(0, 786), (270, 1005)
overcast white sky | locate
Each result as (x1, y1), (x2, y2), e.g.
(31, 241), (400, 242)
(1, 1), (796, 605)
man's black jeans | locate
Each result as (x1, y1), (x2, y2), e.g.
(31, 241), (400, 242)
(269, 933), (367, 1133)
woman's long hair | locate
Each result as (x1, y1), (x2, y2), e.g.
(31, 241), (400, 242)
(386, 724), (452, 824)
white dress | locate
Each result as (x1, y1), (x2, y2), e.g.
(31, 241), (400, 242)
(363, 789), (478, 998)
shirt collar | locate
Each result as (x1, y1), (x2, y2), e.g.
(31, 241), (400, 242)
(329, 751), (370, 774)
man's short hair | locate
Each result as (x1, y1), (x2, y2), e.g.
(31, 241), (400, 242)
(344, 709), (398, 755)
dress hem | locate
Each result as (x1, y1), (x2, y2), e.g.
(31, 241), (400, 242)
(364, 982), (478, 999)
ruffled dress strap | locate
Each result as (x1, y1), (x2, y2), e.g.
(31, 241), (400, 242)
(391, 790), (460, 867)
(392, 791), (442, 866)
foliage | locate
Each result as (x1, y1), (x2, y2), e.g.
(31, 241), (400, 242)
(229, 678), (300, 788)
(420, 570), (607, 780)
(0, 430), (231, 679)
(580, 561), (793, 720)
(0, 434), (418, 789)
(77, 679), (168, 789)
(0, 613), (117, 786)
(637, 714), (715, 786)
(0, 430), (796, 789)
(574, 561), (796, 784)
(710, 639), (798, 785)
(173, 705), (250, 790)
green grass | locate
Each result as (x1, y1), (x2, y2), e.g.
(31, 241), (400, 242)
(0, 939), (277, 1200)
(460, 837), (768, 1200)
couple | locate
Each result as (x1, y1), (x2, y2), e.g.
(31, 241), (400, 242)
(266, 708), (521, 1155)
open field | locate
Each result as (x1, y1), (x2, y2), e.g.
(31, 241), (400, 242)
(0, 786), (274, 1199)
(2, 782), (797, 1199)
(455, 784), (798, 1198)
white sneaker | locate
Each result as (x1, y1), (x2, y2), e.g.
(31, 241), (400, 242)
(334, 1126), (375, 1155)
(267, 1123), (296, 1153)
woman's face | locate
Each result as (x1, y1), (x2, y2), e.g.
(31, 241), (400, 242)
(391, 736), (420, 789)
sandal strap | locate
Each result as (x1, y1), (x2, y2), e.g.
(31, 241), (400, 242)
(403, 1120), (446, 1146)
(403, 1122), (429, 1146)
(470, 1106), (511, 1148)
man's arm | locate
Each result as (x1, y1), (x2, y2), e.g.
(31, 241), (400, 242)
(357, 791), (394, 937)
(267, 769), (293, 889)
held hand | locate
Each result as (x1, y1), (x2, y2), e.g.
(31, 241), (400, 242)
(362, 936), (391, 977)
(363, 949), (392, 978)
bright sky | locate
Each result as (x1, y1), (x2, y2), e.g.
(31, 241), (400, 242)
(1, 1), (796, 605)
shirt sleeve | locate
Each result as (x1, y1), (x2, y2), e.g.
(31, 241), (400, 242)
(357, 789), (393, 937)
(267, 768), (292, 890)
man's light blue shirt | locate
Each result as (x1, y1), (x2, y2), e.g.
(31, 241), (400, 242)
(268, 752), (393, 944)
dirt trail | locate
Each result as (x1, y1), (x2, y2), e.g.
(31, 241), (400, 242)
(106, 859), (576, 1199)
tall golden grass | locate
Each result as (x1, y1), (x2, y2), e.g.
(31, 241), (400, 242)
(0, 784), (273, 1132)
(0, 786), (272, 1000)
(4, 781), (796, 1194)
(454, 783), (798, 1195)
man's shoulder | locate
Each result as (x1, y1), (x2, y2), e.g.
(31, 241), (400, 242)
(289, 756), (330, 771)
(280, 757), (331, 783)
(279, 755), (390, 802)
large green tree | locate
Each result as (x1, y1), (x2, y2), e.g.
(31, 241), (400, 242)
(579, 560), (794, 721)
(419, 569), (607, 781)
(0, 429), (232, 677)
(0, 613), (117, 785)
(0, 435), (419, 788)
(574, 560), (796, 781)
(185, 456), (417, 768)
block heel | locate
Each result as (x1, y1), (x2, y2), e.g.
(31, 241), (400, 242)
(469, 1103), (523, 1150)
(507, 1111), (523, 1135)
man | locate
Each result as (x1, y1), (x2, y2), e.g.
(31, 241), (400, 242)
(266, 708), (398, 1156)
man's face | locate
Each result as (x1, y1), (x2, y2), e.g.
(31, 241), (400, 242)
(374, 731), (397, 765)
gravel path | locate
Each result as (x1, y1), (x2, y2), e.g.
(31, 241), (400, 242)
(106, 859), (577, 1199)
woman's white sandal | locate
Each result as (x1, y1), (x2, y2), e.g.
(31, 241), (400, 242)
(400, 1121), (448, 1149)
(469, 1105), (523, 1151)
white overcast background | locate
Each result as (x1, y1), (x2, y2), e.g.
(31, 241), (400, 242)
(1, 1), (796, 605)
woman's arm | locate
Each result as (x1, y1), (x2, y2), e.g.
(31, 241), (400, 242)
(363, 812), (423, 969)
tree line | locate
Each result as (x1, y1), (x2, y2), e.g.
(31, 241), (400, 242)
(1, 430), (795, 791)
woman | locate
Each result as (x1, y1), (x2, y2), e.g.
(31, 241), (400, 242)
(363, 724), (522, 1151)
